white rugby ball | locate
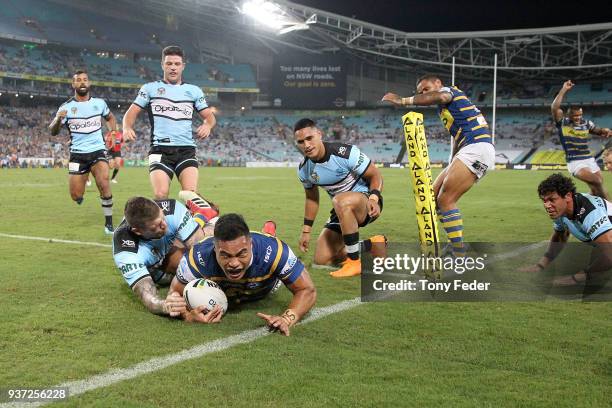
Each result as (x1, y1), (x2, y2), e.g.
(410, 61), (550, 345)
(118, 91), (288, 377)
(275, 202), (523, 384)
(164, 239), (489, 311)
(183, 279), (228, 313)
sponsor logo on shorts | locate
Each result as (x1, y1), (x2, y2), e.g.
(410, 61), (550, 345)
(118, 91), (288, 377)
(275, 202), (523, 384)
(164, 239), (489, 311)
(338, 146), (347, 155)
(472, 160), (488, 174)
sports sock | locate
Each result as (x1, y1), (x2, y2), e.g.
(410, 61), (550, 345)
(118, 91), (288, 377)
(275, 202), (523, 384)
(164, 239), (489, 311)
(343, 232), (360, 261)
(111, 168), (119, 180)
(440, 208), (465, 256)
(101, 195), (113, 227)
(361, 238), (372, 253)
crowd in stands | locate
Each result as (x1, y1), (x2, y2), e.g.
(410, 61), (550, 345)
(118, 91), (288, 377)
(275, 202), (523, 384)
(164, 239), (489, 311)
(2, 101), (582, 167)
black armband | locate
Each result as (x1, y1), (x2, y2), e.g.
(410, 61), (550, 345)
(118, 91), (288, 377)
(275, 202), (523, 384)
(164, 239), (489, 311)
(303, 218), (314, 227)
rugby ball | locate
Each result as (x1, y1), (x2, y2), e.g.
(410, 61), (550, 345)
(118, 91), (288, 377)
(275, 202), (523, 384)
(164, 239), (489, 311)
(183, 279), (228, 313)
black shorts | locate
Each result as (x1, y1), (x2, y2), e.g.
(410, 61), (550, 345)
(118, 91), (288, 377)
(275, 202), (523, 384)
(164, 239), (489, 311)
(324, 192), (384, 234)
(148, 146), (198, 179)
(68, 150), (108, 175)
(107, 149), (122, 159)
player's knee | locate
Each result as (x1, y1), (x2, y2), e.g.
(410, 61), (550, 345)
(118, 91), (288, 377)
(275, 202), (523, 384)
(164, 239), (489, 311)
(331, 195), (352, 213)
(72, 195), (84, 205)
(153, 189), (169, 199)
(436, 194), (456, 211)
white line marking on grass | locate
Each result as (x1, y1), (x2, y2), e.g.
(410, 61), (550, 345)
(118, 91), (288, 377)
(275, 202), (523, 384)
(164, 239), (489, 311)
(0, 233), (111, 248)
(0, 297), (361, 408)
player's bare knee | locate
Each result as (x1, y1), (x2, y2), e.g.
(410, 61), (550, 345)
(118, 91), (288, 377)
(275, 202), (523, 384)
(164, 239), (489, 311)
(153, 188), (169, 199)
(332, 195), (354, 214)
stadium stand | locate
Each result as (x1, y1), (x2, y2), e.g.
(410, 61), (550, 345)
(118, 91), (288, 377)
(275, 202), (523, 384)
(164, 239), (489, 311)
(3, 101), (609, 168)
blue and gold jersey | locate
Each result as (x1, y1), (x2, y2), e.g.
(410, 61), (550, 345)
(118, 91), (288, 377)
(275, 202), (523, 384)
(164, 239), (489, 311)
(437, 86), (493, 150)
(556, 117), (595, 162)
(112, 200), (200, 288)
(56, 97), (110, 153)
(553, 193), (612, 242)
(176, 232), (305, 305)
(298, 142), (371, 197)
(133, 80), (208, 147)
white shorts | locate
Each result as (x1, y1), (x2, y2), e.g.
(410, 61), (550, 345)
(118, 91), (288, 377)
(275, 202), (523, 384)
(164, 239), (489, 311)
(454, 142), (495, 179)
(567, 158), (600, 175)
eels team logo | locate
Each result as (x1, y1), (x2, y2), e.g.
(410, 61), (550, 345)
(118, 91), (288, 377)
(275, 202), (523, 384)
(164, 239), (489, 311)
(157, 87), (166, 96)
(71, 107), (77, 114)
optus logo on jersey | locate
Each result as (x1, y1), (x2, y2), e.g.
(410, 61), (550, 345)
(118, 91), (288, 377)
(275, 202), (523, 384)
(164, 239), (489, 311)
(153, 105), (192, 116)
(68, 119), (101, 131)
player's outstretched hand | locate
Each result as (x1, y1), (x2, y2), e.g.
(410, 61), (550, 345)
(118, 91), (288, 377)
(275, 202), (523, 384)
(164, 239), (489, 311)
(601, 128), (612, 137)
(299, 231), (310, 252)
(183, 304), (224, 323)
(196, 123), (212, 139)
(562, 80), (574, 91)
(164, 291), (187, 317)
(381, 92), (402, 106)
(256, 312), (291, 336)
(123, 127), (137, 142)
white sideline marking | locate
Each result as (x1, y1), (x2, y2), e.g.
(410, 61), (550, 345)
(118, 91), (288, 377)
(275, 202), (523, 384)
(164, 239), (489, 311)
(0, 233), (111, 248)
(1, 297), (361, 407)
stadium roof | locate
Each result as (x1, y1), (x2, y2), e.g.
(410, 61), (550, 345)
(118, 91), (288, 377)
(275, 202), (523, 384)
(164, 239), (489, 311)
(56, 0), (612, 81)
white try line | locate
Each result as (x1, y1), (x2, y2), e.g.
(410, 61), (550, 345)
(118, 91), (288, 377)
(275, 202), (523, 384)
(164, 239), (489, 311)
(1, 297), (362, 408)
(0, 233), (111, 248)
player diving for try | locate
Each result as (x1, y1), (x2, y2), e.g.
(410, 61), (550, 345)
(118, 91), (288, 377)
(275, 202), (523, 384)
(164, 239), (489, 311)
(382, 74), (495, 256)
(170, 213), (317, 336)
(112, 198), (273, 318)
(112, 197), (206, 317)
(522, 173), (612, 287)
(49, 69), (117, 234)
(122, 45), (217, 217)
(551, 80), (612, 199)
(294, 118), (386, 278)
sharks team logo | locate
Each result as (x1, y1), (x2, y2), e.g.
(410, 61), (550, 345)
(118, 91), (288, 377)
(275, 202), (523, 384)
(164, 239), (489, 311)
(71, 107), (77, 114)
(157, 87), (166, 96)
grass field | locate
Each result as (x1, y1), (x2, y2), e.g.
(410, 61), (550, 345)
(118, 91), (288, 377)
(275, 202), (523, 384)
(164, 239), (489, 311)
(0, 167), (611, 407)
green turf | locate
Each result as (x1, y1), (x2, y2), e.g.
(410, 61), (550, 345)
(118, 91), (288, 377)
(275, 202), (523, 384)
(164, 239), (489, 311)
(0, 167), (610, 407)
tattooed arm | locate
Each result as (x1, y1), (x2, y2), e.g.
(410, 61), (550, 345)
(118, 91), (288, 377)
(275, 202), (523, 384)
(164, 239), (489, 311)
(132, 276), (186, 317)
